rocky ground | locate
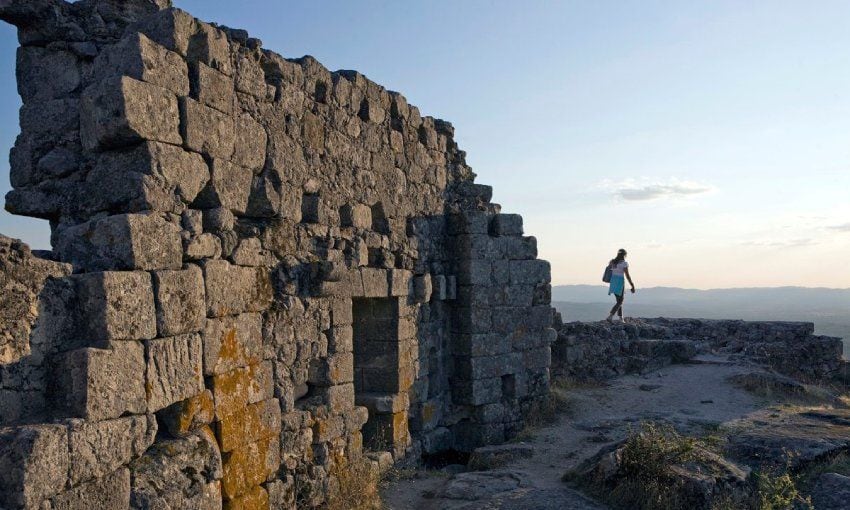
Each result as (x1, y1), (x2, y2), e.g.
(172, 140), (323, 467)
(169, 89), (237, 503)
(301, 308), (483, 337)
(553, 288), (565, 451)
(381, 353), (850, 509)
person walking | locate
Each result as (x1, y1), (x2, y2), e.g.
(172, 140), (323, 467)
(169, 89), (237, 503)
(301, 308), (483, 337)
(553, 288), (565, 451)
(606, 248), (635, 322)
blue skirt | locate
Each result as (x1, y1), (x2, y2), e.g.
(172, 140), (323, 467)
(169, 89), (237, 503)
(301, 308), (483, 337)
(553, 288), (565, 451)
(608, 274), (625, 296)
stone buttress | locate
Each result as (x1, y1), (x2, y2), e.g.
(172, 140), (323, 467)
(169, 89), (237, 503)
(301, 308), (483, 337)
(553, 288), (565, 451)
(0, 1), (555, 508)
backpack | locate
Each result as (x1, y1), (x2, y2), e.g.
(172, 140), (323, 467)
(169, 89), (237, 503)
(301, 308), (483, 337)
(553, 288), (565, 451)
(602, 263), (612, 283)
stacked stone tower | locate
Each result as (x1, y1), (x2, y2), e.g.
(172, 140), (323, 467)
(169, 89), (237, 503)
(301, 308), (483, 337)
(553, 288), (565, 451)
(0, 0), (554, 508)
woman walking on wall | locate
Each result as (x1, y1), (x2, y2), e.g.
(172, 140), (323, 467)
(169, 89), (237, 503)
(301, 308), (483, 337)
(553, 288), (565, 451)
(606, 248), (635, 322)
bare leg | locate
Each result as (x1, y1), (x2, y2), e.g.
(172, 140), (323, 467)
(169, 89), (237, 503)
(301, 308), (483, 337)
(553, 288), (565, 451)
(617, 294), (625, 321)
(608, 294), (624, 321)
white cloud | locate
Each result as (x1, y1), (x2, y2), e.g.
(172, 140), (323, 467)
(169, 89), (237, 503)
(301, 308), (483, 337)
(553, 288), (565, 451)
(740, 238), (817, 248)
(828, 222), (850, 232)
(599, 178), (714, 202)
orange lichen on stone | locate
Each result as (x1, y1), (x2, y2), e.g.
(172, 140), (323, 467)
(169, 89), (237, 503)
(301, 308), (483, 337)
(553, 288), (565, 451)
(162, 389), (216, 437)
(221, 436), (280, 500)
(211, 362), (270, 420)
(216, 399), (281, 452)
(218, 328), (243, 364)
(223, 485), (269, 510)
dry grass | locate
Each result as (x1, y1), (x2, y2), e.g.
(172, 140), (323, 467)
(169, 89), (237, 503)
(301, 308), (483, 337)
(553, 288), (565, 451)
(324, 453), (384, 510)
(566, 422), (814, 510)
(510, 382), (575, 442)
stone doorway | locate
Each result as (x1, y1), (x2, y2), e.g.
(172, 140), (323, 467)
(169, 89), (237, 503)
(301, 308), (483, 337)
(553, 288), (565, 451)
(352, 297), (411, 455)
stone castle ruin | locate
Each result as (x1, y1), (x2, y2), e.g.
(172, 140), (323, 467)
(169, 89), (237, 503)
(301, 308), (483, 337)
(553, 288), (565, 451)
(0, 0), (554, 508)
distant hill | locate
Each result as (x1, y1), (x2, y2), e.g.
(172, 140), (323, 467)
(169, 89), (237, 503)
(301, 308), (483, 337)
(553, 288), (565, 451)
(552, 285), (850, 358)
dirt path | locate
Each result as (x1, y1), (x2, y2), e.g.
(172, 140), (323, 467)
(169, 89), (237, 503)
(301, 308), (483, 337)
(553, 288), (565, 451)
(381, 356), (773, 509)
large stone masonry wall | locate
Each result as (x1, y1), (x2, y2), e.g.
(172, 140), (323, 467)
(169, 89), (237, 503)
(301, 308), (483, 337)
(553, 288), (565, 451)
(0, 1), (554, 508)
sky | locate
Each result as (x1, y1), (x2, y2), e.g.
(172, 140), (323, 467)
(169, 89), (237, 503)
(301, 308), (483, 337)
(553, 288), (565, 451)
(1, 0), (849, 289)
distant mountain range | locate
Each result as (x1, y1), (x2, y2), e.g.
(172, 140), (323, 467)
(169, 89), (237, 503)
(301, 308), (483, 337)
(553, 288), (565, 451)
(552, 285), (850, 358)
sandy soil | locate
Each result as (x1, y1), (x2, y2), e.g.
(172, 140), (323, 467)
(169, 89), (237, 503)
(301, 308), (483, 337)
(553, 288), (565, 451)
(381, 356), (779, 509)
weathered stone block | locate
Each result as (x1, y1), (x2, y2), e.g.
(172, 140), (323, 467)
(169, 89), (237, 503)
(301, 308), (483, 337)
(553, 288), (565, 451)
(216, 399), (281, 452)
(360, 267), (389, 298)
(328, 325), (353, 354)
(186, 233), (223, 260)
(0, 424), (69, 509)
(202, 206), (235, 233)
(130, 430), (223, 509)
(235, 55), (267, 99)
(152, 265), (206, 336)
(451, 376), (503, 406)
(451, 306), (492, 334)
(54, 340), (147, 421)
(203, 313), (263, 375)
(137, 7), (199, 57)
(311, 415), (345, 444)
(160, 389), (215, 437)
(323, 383), (356, 413)
(211, 362), (273, 419)
(489, 213), (523, 236)
(16, 46), (80, 102)
(94, 141), (210, 206)
(502, 236), (538, 260)
(508, 259), (551, 285)
(308, 352), (354, 386)
(224, 485), (269, 510)
(204, 260), (272, 317)
(20, 98), (79, 146)
(194, 61), (234, 114)
(81, 76), (182, 150)
(233, 113), (267, 171)
(413, 274), (433, 303)
(330, 298), (353, 326)
(180, 96), (235, 160)
(51, 467), (130, 510)
(456, 259), (492, 286)
(523, 346), (551, 369)
(447, 210), (490, 235)
(74, 270), (157, 343)
(68, 414), (156, 484)
(455, 353), (521, 380)
(94, 32), (189, 96)
(145, 333), (204, 412)
(221, 436), (279, 499)
(340, 203), (372, 229)
(194, 159), (253, 214)
(389, 269), (412, 297)
(189, 22), (233, 76)
(57, 214), (182, 272)
(452, 333), (511, 357)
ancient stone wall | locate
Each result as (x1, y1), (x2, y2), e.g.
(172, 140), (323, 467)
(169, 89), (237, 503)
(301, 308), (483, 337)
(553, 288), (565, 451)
(553, 317), (845, 382)
(0, 1), (554, 508)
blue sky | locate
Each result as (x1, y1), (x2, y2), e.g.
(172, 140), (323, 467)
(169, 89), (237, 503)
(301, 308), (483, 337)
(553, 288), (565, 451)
(1, 1), (849, 288)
